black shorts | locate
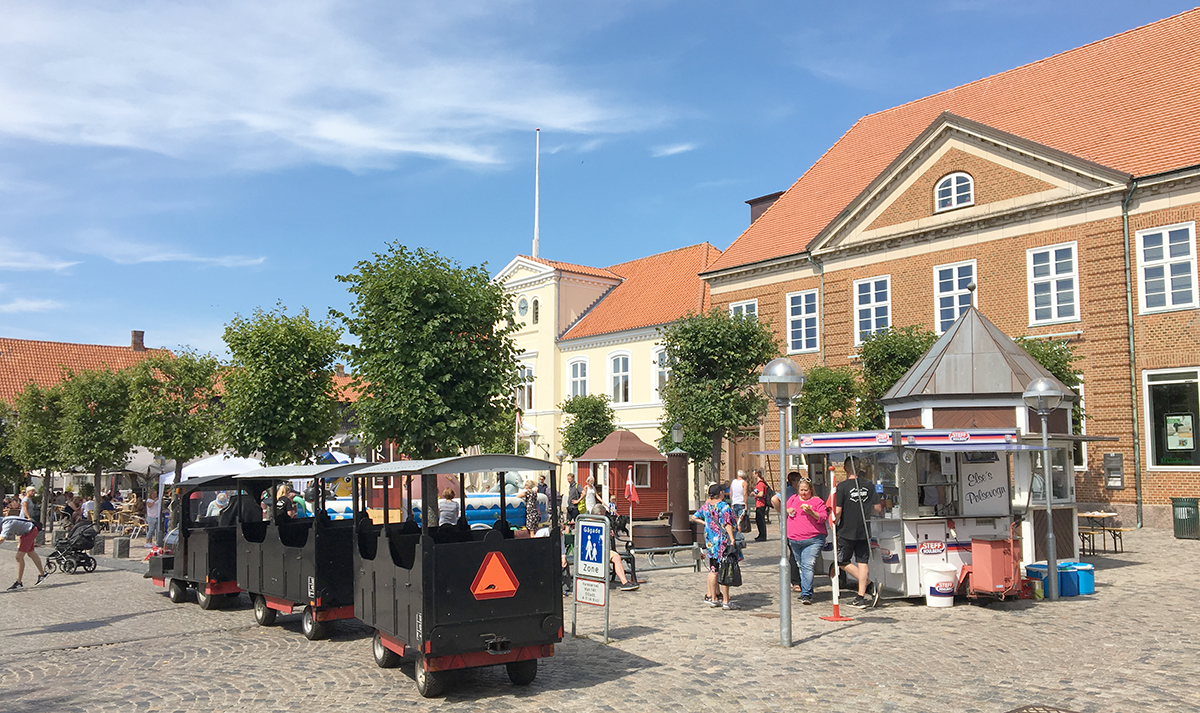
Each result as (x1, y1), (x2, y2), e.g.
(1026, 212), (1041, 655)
(566, 505), (579, 522)
(837, 538), (870, 566)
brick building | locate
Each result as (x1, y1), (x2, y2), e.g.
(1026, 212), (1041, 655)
(701, 11), (1200, 527)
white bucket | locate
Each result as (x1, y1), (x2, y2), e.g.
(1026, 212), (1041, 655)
(922, 562), (958, 608)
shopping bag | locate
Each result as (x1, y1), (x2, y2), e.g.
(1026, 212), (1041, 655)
(739, 511), (751, 533)
(717, 553), (742, 587)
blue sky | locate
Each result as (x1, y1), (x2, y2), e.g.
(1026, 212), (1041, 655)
(1, 1), (1192, 355)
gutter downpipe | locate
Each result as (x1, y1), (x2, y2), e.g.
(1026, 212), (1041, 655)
(1121, 180), (1143, 528)
(806, 253), (826, 366)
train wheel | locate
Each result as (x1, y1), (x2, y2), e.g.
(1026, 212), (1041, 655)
(506, 659), (538, 686)
(253, 595), (277, 626)
(167, 579), (187, 603)
(414, 655), (445, 698)
(301, 606), (327, 640)
(372, 630), (400, 669)
(196, 589), (215, 610)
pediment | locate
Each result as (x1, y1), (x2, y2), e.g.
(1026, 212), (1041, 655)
(494, 256), (553, 286)
(810, 113), (1131, 256)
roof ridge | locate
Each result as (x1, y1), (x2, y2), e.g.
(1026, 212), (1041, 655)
(866, 9), (1200, 123)
(0, 336), (167, 351)
(604, 241), (718, 273)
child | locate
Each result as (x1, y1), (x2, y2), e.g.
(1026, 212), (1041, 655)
(438, 488), (459, 526)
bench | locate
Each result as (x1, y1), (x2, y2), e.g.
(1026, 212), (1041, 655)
(1103, 527), (1133, 553)
(627, 543), (703, 573)
(1078, 527), (1101, 557)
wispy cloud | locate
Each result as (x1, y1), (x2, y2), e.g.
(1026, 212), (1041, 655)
(0, 1), (654, 170)
(0, 298), (63, 313)
(77, 231), (265, 268)
(650, 142), (696, 158)
(0, 240), (78, 270)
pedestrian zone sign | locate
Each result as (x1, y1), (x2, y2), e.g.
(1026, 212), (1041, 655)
(576, 519), (607, 580)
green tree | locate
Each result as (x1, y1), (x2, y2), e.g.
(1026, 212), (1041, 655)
(1016, 336), (1085, 431)
(8, 383), (65, 525)
(125, 351), (222, 538)
(475, 403), (528, 456)
(0, 401), (26, 493)
(223, 305), (343, 466)
(58, 368), (133, 523)
(656, 308), (778, 500)
(334, 243), (520, 459)
(559, 394), (617, 458)
(793, 365), (868, 435)
(858, 324), (938, 428)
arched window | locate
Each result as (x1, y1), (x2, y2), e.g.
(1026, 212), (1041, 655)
(568, 358), (588, 397)
(935, 172), (974, 212)
(532, 298), (540, 325)
(609, 352), (631, 403)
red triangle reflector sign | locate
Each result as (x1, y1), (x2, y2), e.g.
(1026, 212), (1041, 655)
(470, 551), (520, 600)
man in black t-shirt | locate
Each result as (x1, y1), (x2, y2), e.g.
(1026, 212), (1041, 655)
(833, 459), (881, 608)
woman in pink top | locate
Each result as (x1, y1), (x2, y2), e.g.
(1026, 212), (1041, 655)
(786, 476), (828, 605)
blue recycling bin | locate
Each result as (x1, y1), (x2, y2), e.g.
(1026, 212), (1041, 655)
(1025, 563), (1081, 597)
(1060, 561), (1095, 595)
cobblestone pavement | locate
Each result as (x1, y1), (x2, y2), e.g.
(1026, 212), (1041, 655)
(1, 528), (1198, 712)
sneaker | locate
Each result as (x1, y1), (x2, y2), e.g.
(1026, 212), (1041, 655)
(708, 599), (721, 608)
(35, 573), (48, 586)
(867, 581), (881, 608)
(800, 595), (812, 605)
(619, 582), (639, 592)
(849, 595), (868, 608)
(6, 581), (21, 591)
(722, 601), (738, 611)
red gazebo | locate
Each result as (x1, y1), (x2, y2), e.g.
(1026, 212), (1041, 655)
(576, 430), (668, 520)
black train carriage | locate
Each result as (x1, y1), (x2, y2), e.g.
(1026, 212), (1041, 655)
(234, 463), (367, 640)
(149, 474), (246, 609)
(352, 455), (564, 698)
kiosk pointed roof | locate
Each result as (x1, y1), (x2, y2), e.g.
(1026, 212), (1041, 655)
(881, 305), (1076, 404)
(576, 430), (666, 462)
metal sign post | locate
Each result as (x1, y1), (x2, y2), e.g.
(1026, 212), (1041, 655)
(572, 514), (611, 644)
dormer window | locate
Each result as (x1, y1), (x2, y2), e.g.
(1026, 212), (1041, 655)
(935, 172), (974, 212)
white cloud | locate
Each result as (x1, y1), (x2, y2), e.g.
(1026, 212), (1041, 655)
(0, 1), (652, 170)
(76, 231), (265, 268)
(0, 240), (78, 270)
(0, 298), (63, 313)
(650, 142), (696, 158)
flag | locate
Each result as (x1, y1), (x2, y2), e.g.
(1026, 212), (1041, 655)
(625, 466), (640, 504)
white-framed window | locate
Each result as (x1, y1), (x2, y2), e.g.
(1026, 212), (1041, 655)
(1073, 381), (1087, 471)
(633, 462), (651, 488)
(787, 289), (819, 353)
(568, 358), (588, 398)
(853, 276), (890, 345)
(935, 172), (974, 212)
(532, 298), (540, 325)
(652, 348), (671, 402)
(516, 362), (534, 411)
(934, 259), (976, 333)
(729, 300), (758, 318)
(609, 352), (631, 403)
(1143, 368), (1200, 469)
(1027, 242), (1079, 325)
(1137, 222), (1197, 313)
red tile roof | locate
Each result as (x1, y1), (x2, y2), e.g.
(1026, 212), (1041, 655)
(521, 255), (620, 280)
(560, 243), (722, 340)
(706, 9), (1200, 274)
(0, 337), (170, 403)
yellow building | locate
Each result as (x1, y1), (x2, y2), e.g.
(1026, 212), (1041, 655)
(494, 243), (721, 498)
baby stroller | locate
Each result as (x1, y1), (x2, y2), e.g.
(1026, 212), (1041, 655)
(46, 520), (99, 575)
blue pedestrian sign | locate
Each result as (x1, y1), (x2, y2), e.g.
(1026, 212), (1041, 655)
(575, 518), (608, 581)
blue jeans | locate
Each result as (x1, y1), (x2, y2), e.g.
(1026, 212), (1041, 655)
(732, 504), (746, 521)
(789, 534), (827, 598)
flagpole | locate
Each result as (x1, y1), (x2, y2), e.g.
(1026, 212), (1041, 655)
(533, 128), (540, 259)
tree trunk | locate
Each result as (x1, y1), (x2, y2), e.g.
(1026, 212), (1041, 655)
(92, 465), (102, 524)
(40, 470), (51, 536)
(708, 429), (724, 490)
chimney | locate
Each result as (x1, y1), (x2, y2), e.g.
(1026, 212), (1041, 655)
(746, 191), (784, 224)
(335, 363), (346, 378)
(131, 330), (146, 351)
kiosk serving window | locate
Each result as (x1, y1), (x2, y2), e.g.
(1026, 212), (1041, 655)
(1144, 369), (1199, 468)
(1031, 448), (1072, 502)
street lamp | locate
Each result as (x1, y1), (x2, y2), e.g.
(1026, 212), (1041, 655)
(1024, 376), (1064, 602)
(760, 357), (806, 648)
(671, 421), (684, 448)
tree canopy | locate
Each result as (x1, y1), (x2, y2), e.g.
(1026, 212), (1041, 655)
(7, 382), (64, 484)
(656, 308), (778, 489)
(0, 401), (25, 492)
(222, 305), (343, 466)
(334, 243), (519, 459)
(58, 368), (132, 521)
(792, 365), (868, 436)
(858, 324), (938, 428)
(559, 394), (617, 458)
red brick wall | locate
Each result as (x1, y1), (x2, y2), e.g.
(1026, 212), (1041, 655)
(868, 148), (1055, 231)
(713, 200), (1200, 507)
